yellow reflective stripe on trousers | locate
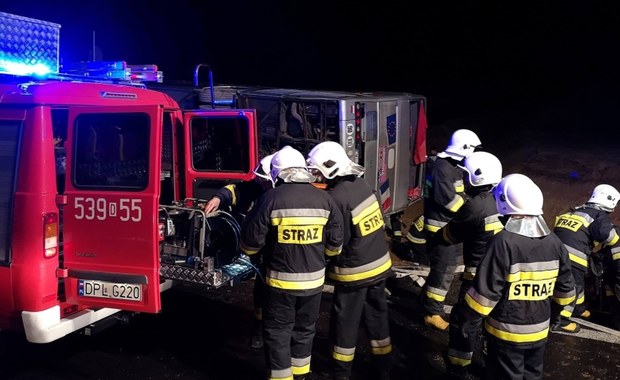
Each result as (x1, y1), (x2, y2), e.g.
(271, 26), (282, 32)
(291, 356), (311, 375)
(269, 367), (293, 380)
(426, 286), (448, 302)
(370, 337), (392, 355)
(332, 345), (355, 362)
(448, 347), (473, 367)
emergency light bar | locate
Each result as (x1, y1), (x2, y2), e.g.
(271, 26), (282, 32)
(0, 11), (60, 75)
(0, 11), (163, 82)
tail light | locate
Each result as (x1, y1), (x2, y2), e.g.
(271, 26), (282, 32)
(354, 103), (364, 143)
(43, 212), (59, 258)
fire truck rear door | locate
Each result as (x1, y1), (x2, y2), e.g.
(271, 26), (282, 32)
(62, 105), (162, 313)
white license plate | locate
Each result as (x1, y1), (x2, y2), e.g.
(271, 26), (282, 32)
(78, 280), (142, 301)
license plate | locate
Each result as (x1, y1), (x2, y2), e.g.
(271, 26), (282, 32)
(78, 280), (142, 301)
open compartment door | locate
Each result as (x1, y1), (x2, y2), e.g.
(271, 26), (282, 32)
(62, 105), (163, 313)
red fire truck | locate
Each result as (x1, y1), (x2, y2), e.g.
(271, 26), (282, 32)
(0, 11), (428, 344)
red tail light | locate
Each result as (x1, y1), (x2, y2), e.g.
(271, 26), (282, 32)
(43, 212), (59, 258)
(354, 103), (363, 143)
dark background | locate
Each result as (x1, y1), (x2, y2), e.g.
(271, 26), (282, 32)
(3, 1), (620, 126)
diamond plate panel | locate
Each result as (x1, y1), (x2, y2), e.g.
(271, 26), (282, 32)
(0, 12), (61, 73)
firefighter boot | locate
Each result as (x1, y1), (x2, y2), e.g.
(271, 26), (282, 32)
(551, 321), (581, 334)
(424, 314), (449, 331)
(580, 310), (591, 318)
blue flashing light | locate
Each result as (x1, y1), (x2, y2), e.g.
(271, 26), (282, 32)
(0, 59), (51, 76)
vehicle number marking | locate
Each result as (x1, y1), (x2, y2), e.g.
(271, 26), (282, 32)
(78, 279), (142, 301)
(74, 197), (142, 222)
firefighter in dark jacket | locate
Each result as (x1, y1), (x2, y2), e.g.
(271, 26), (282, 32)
(428, 151), (503, 373)
(201, 152), (276, 349)
(462, 173), (576, 380)
(416, 128), (482, 331)
(552, 184), (620, 333)
(306, 141), (393, 380)
(240, 146), (344, 380)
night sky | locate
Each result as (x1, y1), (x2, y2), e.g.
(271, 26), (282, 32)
(3, 2), (620, 126)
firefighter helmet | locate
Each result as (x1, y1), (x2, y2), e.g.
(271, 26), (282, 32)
(253, 153), (275, 181)
(493, 173), (544, 215)
(269, 146), (313, 184)
(438, 129), (482, 161)
(306, 141), (364, 179)
(460, 151), (502, 187)
(588, 184), (620, 212)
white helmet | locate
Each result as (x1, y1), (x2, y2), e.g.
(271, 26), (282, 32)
(269, 146), (313, 184)
(493, 173), (544, 215)
(460, 151), (502, 187)
(306, 141), (364, 179)
(253, 153), (275, 181)
(588, 184), (620, 212)
(438, 129), (482, 161)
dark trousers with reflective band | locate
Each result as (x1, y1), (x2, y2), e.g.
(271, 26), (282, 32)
(263, 287), (322, 377)
(448, 281), (483, 367)
(558, 267), (586, 325)
(572, 267), (587, 316)
(253, 268), (267, 336)
(485, 337), (545, 380)
(423, 239), (460, 315)
(329, 280), (392, 377)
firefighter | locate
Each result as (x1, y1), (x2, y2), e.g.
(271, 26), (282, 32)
(239, 146), (344, 380)
(306, 141), (393, 380)
(428, 151), (503, 374)
(551, 184), (620, 333)
(462, 173), (576, 379)
(200, 152), (276, 349)
(601, 226), (620, 330)
(415, 129), (482, 331)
